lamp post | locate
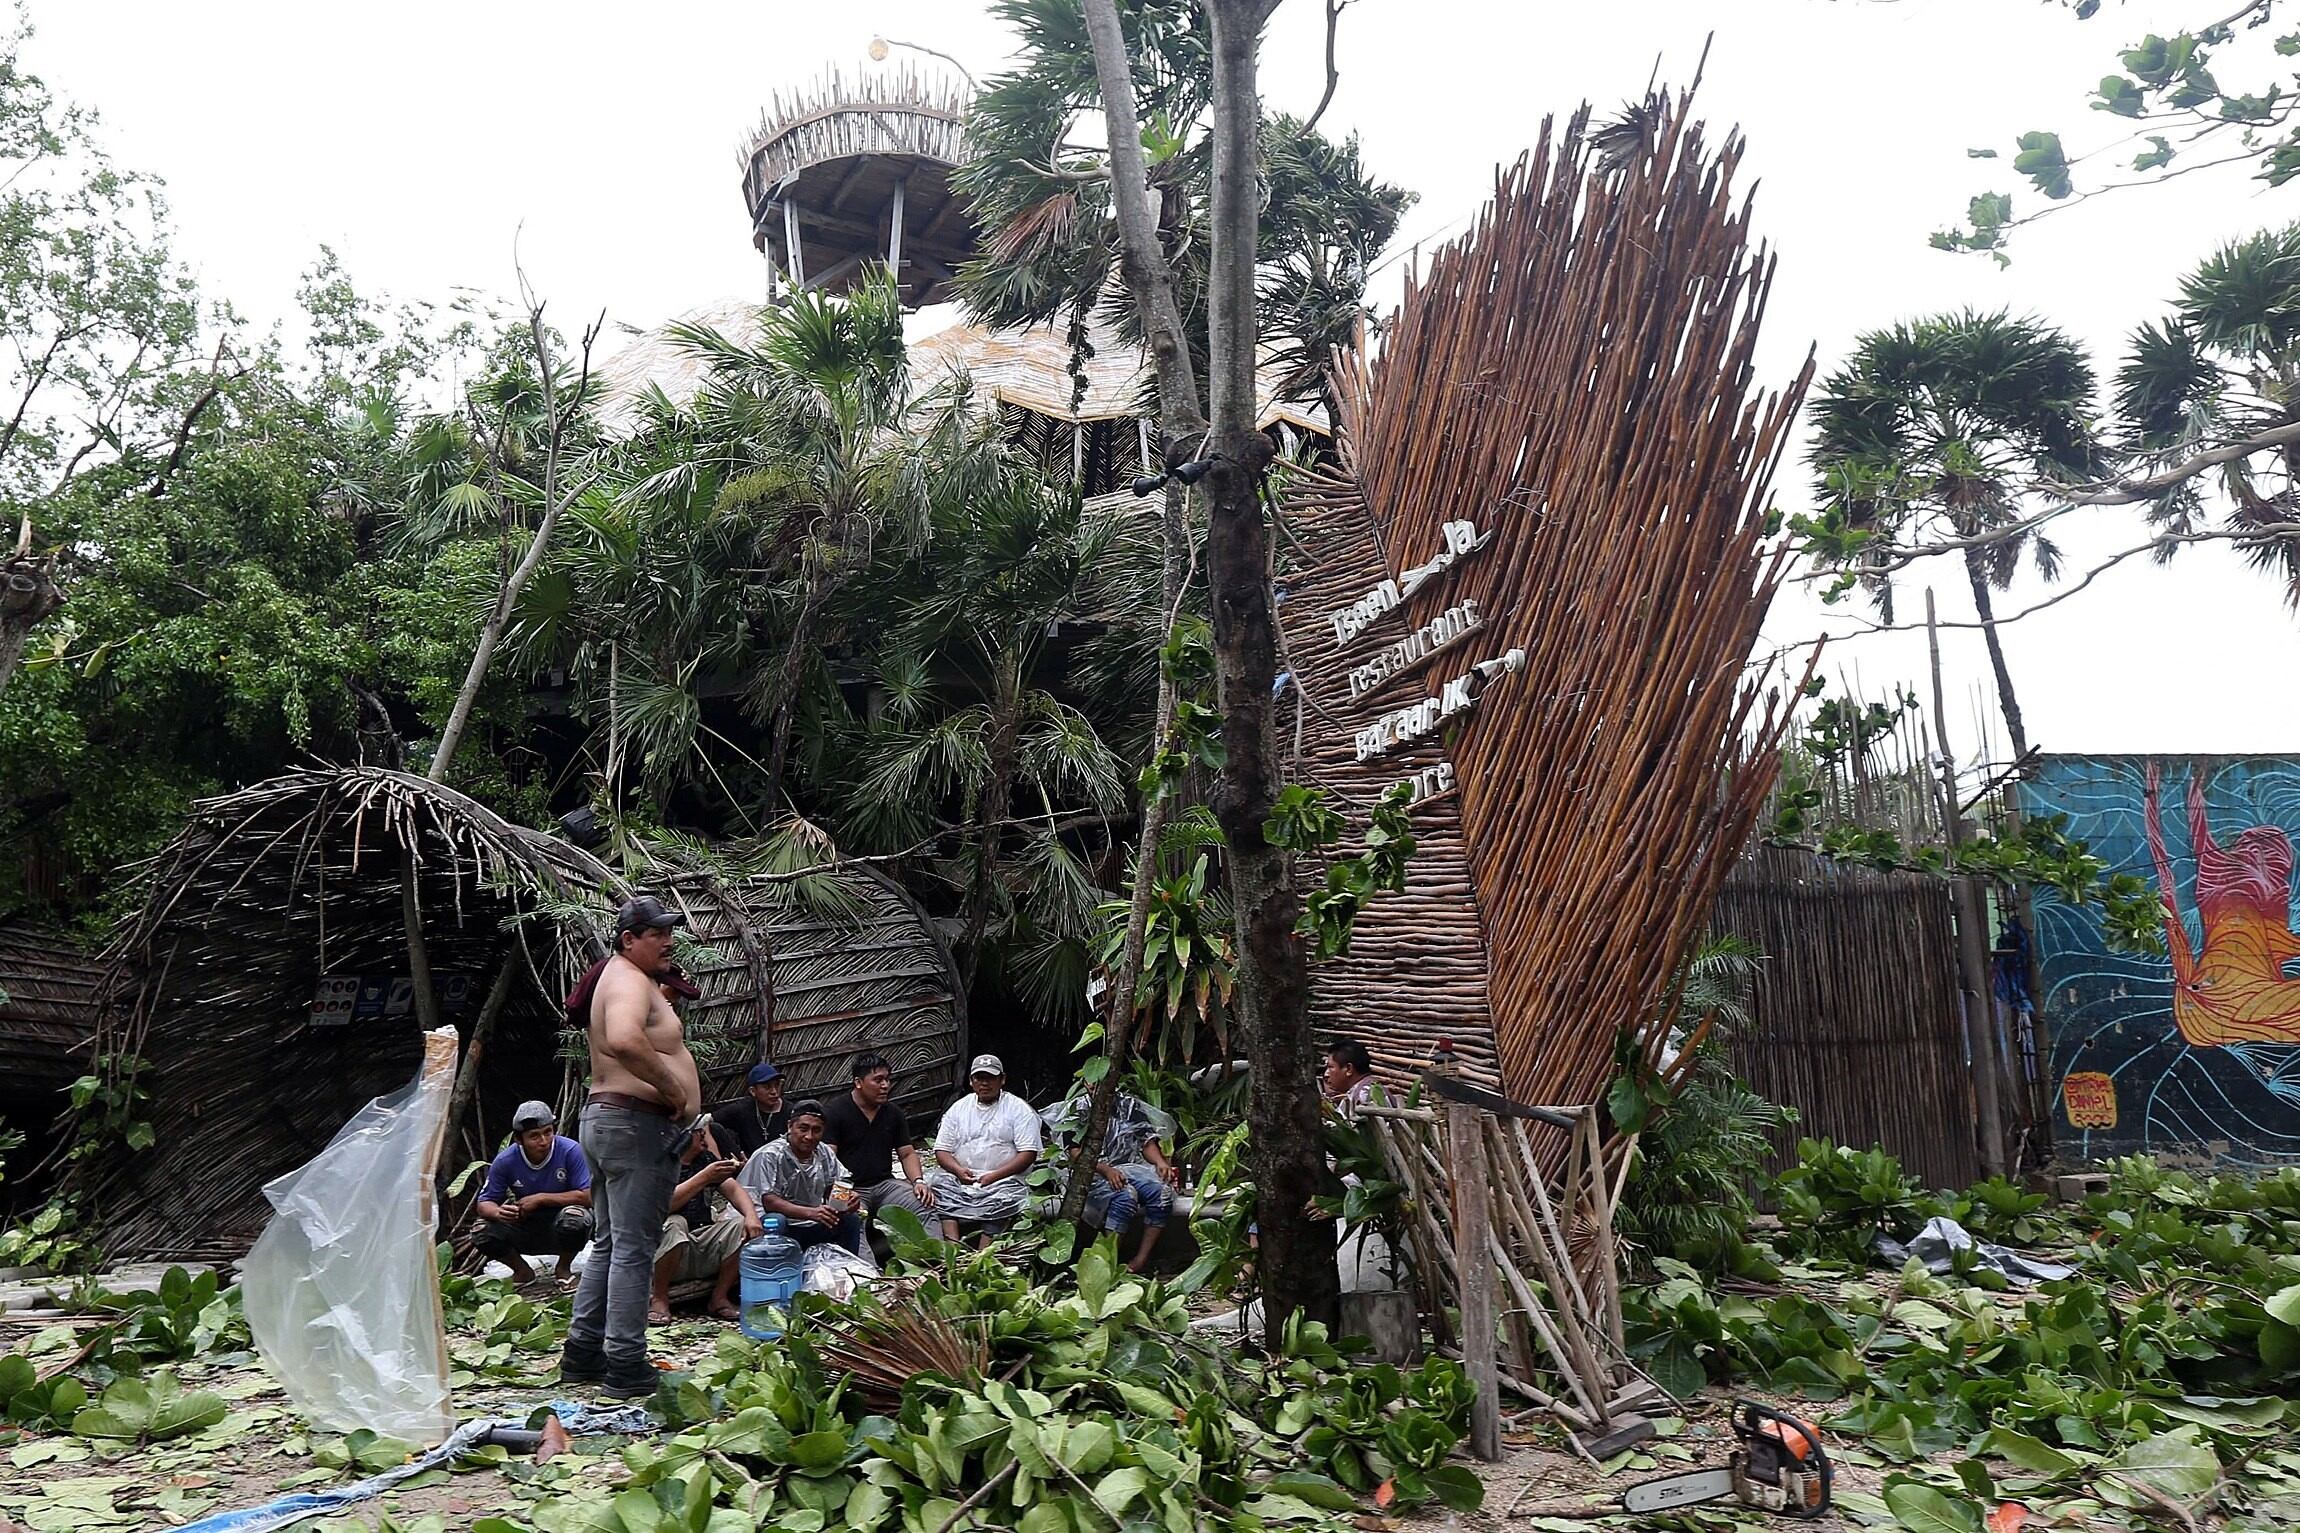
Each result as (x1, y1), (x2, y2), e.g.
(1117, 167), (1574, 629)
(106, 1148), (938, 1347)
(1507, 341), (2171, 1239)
(868, 35), (978, 92)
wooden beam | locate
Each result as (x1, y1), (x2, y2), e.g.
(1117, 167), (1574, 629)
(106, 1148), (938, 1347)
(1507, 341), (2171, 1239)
(826, 156), (872, 213)
(1446, 1093), (1502, 1461)
(888, 175), (907, 279)
(783, 200), (806, 287)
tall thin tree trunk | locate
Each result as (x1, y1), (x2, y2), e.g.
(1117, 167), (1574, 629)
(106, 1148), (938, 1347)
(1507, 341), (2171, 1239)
(960, 656), (1022, 987)
(1205, 0), (1336, 1347)
(1963, 547), (2029, 763)
(1059, 0), (1214, 1226)
(430, 305), (595, 784)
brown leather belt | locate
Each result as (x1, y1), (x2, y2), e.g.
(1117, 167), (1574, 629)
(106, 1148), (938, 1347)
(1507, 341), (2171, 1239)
(585, 1090), (675, 1118)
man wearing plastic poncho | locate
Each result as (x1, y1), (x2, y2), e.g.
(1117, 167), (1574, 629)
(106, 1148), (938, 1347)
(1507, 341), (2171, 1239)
(924, 1054), (1040, 1241)
(1042, 1089), (1181, 1273)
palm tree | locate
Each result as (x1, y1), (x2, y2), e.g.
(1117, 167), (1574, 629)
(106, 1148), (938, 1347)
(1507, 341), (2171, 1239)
(1807, 311), (2100, 760)
(2116, 220), (2300, 607)
(552, 280), (1002, 822)
(953, 0), (1411, 420)
(837, 466), (1153, 993)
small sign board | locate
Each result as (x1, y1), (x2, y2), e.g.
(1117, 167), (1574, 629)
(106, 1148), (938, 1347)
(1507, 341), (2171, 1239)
(2061, 1071), (2117, 1130)
(310, 975), (359, 1028)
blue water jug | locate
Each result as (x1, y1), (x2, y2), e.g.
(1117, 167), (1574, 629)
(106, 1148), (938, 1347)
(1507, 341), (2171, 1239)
(740, 1216), (803, 1340)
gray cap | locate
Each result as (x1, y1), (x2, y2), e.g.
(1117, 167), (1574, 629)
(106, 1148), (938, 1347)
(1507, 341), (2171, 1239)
(967, 1053), (1005, 1078)
(511, 1100), (557, 1131)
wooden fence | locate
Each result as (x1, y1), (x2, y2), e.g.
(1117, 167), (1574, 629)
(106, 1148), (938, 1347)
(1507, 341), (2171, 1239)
(1710, 844), (1983, 1191)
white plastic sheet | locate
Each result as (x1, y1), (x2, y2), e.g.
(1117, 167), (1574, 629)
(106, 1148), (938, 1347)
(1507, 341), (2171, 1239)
(241, 1027), (459, 1444)
(800, 1241), (879, 1302)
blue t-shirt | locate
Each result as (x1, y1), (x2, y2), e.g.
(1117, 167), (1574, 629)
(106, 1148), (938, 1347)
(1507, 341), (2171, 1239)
(480, 1136), (591, 1205)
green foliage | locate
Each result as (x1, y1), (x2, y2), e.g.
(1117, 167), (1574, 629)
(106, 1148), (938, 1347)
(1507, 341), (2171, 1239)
(69, 1367), (225, 1442)
(953, 0), (1412, 418)
(1619, 935), (1799, 1272)
(1096, 851), (1235, 1062)
(437, 1246), (569, 1383)
(1801, 310), (2098, 621)
(1770, 1138), (1926, 1262)
(1934, 1), (2300, 255)
(0, 1195), (90, 1274)
(1296, 783), (1417, 960)
(510, 1238), (1474, 1530)
(2112, 218), (2300, 602)
(1628, 1151), (2300, 1525)
(0, 1348), (86, 1430)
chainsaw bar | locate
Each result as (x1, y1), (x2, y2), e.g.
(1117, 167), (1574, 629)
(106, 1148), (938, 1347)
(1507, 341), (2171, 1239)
(1620, 1468), (1735, 1514)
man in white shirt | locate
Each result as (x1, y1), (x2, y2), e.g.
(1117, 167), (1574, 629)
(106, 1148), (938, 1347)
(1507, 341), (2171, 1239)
(926, 1054), (1041, 1242)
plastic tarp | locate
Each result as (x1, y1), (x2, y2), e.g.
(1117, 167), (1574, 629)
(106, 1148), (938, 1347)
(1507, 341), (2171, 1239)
(241, 1026), (460, 1444)
(1873, 1215), (2078, 1287)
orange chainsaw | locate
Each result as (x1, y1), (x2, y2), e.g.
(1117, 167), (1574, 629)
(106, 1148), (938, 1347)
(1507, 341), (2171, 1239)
(1621, 1400), (1833, 1519)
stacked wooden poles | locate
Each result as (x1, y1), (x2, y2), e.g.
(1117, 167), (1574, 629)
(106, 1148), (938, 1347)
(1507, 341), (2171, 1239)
(1331, 89), (1817, 1108)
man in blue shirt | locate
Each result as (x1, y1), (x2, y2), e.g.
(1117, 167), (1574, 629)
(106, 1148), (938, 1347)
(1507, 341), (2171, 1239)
(472, 1101), (594, 1285)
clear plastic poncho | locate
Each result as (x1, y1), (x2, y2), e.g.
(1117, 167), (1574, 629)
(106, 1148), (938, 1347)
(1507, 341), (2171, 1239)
(240, 1027), (459, 1444)
(1040, 1092), (1178, 1166)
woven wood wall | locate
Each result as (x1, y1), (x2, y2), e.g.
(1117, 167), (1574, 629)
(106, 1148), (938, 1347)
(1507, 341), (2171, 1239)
(1712, 843), (1981, 1190)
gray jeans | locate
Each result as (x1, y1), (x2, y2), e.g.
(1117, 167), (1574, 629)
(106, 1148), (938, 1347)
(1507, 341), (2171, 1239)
(568, 1104), (678, 1375)
(861, 1177), (946, 1240)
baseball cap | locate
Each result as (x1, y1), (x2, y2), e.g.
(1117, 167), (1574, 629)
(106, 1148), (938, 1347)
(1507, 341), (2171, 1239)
(968, 1053), (1006, 1078)
(511, 1100), (556, 1131)
(616, 894), (686, 935)
(659, 962), (702, 1000)
(746, 1062), (782, 1087)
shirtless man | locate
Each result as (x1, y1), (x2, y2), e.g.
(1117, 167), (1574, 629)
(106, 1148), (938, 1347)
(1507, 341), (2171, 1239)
(561, 894), (699, 1396)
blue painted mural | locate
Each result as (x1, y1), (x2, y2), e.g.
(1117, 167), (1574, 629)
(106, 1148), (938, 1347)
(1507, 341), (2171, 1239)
(2025, 755), (2300, 1168)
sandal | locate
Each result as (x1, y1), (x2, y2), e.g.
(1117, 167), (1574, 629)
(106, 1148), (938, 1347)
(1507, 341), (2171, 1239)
(708, 1299), (741, 1322)
(646, 1304), (672, 1325)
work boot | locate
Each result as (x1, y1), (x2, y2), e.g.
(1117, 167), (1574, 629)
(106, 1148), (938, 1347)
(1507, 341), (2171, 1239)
(557, 1341), (606, 1385)
(601, 1365), (660, 1399)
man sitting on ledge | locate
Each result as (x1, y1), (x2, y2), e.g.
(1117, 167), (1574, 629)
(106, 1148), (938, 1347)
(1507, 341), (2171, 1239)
(471, 1101), (594, 1286)
(927, 1055), (1041, 1243)
(650, 1125), (761, 1323)
(740, 1099), (868, 1256)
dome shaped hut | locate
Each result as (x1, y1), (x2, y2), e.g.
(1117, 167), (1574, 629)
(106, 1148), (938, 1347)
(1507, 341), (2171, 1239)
(71, 767), (963, 1259)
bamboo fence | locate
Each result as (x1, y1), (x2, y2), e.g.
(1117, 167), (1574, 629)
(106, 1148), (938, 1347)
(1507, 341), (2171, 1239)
(1712, 845), (1980, 1189)
(69, 766), (963, 1258)
(1314, 87), (1816, 1109)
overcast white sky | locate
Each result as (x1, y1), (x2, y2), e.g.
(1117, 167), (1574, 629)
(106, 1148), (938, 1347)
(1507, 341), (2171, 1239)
(26, 0), (2300, 762)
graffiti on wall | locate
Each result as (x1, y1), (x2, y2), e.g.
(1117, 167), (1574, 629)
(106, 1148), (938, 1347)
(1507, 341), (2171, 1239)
(2026, 755), (2300, 1167)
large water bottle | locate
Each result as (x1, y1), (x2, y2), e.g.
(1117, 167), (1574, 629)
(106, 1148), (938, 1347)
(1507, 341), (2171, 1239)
(739, 1215), (803, 1340)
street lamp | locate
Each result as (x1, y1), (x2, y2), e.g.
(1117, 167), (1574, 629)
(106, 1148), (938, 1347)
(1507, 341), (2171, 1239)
(867, 35), (978, 91)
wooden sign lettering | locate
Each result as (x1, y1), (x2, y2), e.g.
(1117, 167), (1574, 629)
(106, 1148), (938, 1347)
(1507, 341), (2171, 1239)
(1326, 518), (1491, 649)
(1347, 599), (1483, 700)
(1353, 647), (1527, 762)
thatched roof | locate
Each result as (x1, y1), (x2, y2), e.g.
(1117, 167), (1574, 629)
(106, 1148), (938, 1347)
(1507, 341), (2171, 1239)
(593, 306), (1328, 449)
(738, 67), (976, 307)
(70, 768), (963, 1259)
(0, 919), (100, 1130)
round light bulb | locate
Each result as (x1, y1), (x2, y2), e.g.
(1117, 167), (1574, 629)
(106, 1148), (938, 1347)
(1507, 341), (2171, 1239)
(868, 37), (890, 61)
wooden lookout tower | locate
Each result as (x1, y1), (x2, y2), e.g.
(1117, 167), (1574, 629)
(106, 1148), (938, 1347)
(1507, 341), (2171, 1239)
(738, 66), (976, 308)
